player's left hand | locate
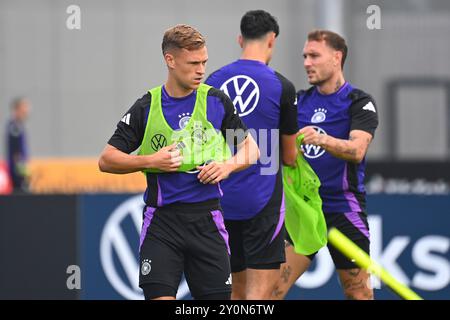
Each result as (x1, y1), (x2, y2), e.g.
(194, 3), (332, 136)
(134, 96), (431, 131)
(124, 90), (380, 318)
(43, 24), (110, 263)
(197, 161), (232, 184)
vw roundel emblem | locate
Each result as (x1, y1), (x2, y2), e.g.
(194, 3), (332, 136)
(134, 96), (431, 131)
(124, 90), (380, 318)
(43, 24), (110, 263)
(301, 126), (327, 159)
(220, 75), (260, 117)
(150, 134), (167, 151)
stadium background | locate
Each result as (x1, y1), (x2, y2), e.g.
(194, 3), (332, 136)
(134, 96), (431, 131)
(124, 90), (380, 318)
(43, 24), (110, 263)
(0, 0), (449, 299)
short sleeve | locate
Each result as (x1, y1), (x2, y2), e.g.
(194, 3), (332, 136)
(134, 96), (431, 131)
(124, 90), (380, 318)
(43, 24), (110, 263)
(107, 93), (150, 153)
(349, 92), (379, 137)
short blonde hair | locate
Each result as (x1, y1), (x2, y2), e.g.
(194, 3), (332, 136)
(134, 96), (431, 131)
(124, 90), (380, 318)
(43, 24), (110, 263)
(162, 24), (206, 55)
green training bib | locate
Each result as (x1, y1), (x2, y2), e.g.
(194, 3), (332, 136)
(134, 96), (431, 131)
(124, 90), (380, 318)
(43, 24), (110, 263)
(138, 84), (231, 173)
(282, 134), (328, 255)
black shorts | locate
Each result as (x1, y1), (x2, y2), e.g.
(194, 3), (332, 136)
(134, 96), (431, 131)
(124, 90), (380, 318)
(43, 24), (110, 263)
(225, 204), (286, 273)
(139, 199), (232, 299)
(287, 212), (370, 270)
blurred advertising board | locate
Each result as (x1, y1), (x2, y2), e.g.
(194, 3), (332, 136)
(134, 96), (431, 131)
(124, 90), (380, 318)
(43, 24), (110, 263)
(78, 194), (449, 300)
(28, 158), (146, 193)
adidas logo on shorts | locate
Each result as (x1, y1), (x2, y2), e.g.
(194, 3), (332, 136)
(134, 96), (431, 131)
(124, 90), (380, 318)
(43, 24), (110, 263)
(225, 274), (232, 285)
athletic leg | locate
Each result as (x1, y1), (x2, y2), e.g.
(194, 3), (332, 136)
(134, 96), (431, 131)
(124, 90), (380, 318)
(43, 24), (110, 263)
(243, 207), (286, 299)
(230, 270), (247, 300)
(142, 283), (176, 300)
(245, 267), (280, 300)
(272, 241), (313, 300)
(337, 268), (373, 300)
(327, 212), (373, 300)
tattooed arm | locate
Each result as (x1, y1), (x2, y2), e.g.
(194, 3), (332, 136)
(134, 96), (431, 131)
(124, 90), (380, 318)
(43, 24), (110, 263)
(299, 127), (373, 164)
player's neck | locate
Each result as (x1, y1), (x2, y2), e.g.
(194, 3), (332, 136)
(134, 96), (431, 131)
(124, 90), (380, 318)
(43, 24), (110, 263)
(164, 79), (194, 98)
(240, 45), (269, 64)
(317, 73), (345, 95)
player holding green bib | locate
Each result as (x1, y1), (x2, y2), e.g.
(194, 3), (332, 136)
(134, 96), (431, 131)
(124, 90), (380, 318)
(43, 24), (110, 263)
(99, 24), (259, 300)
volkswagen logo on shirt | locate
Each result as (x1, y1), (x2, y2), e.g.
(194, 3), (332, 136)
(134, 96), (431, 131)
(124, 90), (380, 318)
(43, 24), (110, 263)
(301, 126), (327, 159)
(220, 75), (260, 117)
(151, 134), (167, 151)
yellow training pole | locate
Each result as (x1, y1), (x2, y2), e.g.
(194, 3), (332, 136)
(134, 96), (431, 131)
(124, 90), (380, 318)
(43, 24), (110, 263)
(328, 227), (423, 300)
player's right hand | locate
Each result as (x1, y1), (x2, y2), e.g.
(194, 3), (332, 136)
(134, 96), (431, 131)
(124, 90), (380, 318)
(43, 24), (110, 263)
(149, 143), (183, 172)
